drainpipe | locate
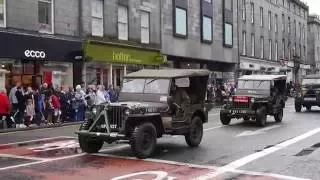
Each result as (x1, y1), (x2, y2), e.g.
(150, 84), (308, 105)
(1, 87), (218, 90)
(236, 0), (240, 80)
(160, 0), (164, 68)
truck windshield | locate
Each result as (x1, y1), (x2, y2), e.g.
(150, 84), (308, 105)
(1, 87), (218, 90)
(302, 79), (320, 85)
(238, 80), (270, 90)
(121, 78), (170, 94)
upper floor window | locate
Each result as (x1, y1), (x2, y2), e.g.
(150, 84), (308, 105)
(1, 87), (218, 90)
(269, 39), (272, 60)
(38, 0), (53, 33)
(202, 16), (212, 42)
(118, 6), (128, 40)
(268, 11), (272, 30)
(141, 11), (150, 44)
(91, 0), (104, 37)
(251, 34), (255, 57)
(275, 14), (278, 32)
(250, 3), (254, 24)
(174, 7), (187, 37)
(0, 0), (6, 27)
(242, 31), (247, 55)
(224, 23), (233, 46)
(260, 7), (263, 27)
(282, 14), (285, 32)
(242, 0), (246, 21)
(288, 17), (291, 33)
(260, 36), (264, 58)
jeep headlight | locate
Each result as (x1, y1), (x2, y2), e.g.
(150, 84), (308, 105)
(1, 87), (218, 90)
(250, 98), (255, 103)
(229, 97), (233, 102)
(124, 108), (130, 115)
(297, 93), (302, 98)
(92, 108), (97, 114)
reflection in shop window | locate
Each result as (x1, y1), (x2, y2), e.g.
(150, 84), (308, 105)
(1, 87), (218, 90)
(38, 0), (53, 33)
(0, 0), (5, 27)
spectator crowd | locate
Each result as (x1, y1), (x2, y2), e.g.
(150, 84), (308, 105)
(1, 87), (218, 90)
(0, 83), (119, 129)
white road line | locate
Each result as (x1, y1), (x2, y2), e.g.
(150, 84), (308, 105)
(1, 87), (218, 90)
(195, 127), (320, 179)
(0, 145), (128, 171)
(208, 113), (219, 116)
(204, 125), (225, 131)
(0, 153), (47, 161)
(0, 136), (75, 146)
(229, 169), (311, 180)
(0, 125), (80, 135)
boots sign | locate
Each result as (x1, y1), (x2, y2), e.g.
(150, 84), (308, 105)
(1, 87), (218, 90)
(24, 50), (46, 59)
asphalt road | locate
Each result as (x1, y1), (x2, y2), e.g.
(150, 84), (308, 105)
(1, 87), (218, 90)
(0, 98), (320, 179)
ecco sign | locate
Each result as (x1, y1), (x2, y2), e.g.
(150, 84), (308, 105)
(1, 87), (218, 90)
(24, 50), (46, 59)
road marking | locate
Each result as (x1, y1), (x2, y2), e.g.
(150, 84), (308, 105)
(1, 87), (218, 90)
(236, 125), (281, 137)
(195, 127), (320, 179)
(208, 113), (219, 116)
(0, 145), (128, 171)
(204, 125), (225, 131)
(0, 153), (47, 161)
(0, 136), (74, 146)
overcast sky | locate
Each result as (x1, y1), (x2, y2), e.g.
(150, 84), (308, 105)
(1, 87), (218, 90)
(304, 0), (320, 15)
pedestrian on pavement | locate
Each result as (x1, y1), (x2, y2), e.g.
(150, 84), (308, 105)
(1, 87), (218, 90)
(51, 90), (61, 124)
(44, 90), (54, 125)
(59, 86), (69, 123)
(15, 86), (26, 128)
(0, 88), (11, 129)
(9, 82), (21, 113)
(95, 85), (106, 105)
(67, 86), (75, 121)
(74, 85), (86, 121)
(86, 85), (96, 109)
(102, 85), (111, 103)
(24, 87), (36, 127)
(108, 84), (117, 103)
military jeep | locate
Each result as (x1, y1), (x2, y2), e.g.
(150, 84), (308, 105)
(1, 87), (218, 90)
(76, 69), (213, 159)
(295, 74), (320, 112)
(220, 75), (287, 127)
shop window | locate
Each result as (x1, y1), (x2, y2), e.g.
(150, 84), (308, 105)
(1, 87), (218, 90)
(92, 0), (104, 37)
(140, 11), (150, 44)
(174, 7), (187, 37)
(118, 6), (128, 40)
(38, 0), (53, 33)
(224, 23), (233, 46)
(0, 0), (6, 27)
(202, 16), (212, 42)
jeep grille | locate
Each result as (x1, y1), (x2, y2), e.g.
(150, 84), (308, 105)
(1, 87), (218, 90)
(232, 102), (250, 109)
(107, 106), (124, 131)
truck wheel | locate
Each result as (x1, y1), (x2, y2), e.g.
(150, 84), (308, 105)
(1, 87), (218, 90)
(185, 116), (203, 147)
(295, 103), (302, 112)
(256, 107), (267, 127)
(131, 122), (157, 159)
(274, 109), (283, 122)
(220, 113), (231, 125)
(306, 106), (311, 111)
(78, 135), (103, 153)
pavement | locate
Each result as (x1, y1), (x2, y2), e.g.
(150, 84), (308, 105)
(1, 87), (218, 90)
(0, 98), (320, 179)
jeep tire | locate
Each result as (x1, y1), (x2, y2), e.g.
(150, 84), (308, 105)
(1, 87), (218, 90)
(185, 116), (203, 147)
(274, 109), (284, 122)
(256, 107), (267, 127)
(78, 135), (104, 153)
(306, 105), (312, 111)
(131, 122), (157, 159)
(220, 113), (231, 125)
(295, 103), (302, 112)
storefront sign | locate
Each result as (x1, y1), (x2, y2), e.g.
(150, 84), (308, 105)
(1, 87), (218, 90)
(84, 41), (164, 65)
(24, 50), (46, 59)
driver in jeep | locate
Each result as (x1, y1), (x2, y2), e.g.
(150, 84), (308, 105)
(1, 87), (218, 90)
(171, 80), (191, 117)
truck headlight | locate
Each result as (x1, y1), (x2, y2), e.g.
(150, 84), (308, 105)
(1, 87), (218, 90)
(250, 98), (255, 103)
(92, 108), (97, 114)
(124, 108), (130, 115)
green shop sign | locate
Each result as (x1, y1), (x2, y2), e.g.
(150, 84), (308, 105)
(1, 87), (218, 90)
(83, 41), (165, 66)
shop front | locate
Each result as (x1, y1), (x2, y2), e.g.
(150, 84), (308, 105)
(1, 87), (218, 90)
(239, 57), (282, 76)
(83, 41), (164, 88)
(0, 31), (82, 90)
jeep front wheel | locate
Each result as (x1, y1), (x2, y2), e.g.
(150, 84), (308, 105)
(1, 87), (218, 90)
(306, 105), (312, 111)
(274, 109), (283, 122)
(220, 113), (231, 125)
(295, 103), (302, 112)
(185, 116), (203, 147)
(131, 122), (157, 159)
(256, 107), (267, 127)
(78, 135), (104, 153)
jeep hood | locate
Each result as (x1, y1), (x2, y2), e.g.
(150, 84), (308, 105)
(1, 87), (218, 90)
(111, 101), (169, 110)
(235, 89), (270, 97)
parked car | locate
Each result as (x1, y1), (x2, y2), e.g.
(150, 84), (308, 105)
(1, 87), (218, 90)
(76, 69), (213, 159)
(220, 75), (287, 127)
(295, 74), (320, 112)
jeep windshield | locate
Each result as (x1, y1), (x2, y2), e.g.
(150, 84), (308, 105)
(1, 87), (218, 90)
(238, 80), (270, 90)
(302, 78), (320, 86)
(121, 78), (170, 94)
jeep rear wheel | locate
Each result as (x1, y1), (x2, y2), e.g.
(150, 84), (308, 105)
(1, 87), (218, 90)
(256, 107), (267, 127)
(185, 116), (203, 147)
(131, 122), (157, 159)
(78, 135), (103, 153)
(274, 109), (283, 122)
(220, 113), (231, 125)
(295, 103), (302, 112)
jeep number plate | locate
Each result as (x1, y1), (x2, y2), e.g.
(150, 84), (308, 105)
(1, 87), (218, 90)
(304, 97), (316, 101)
(230, 110), (247, 114)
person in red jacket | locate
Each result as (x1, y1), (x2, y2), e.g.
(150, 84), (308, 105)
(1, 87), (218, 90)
(51, 91), (61, 124)
(0, 88), (11, 129)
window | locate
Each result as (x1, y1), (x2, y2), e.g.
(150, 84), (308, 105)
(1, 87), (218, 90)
(299, 22), (301, 40)
(242, 0), (246, 20)
(118, 6), (128, 40)
(275, 14), (278, 32)
(260, 36), (264, 58)
(288, 42), (291, 60)
(275, 41), (278, 61)
(250, 3), (254, 24)
(204, 0), (212, 3)
(282, 39), (285, 58)
(224, 23), (233, 46)
(269, 39), (272, 60)
(288, 1), (291, 11)
(38, 0), (53, 33)
(91, 0), (104, 37)
(293, 4), (295, 14)
(251, 34), (255, 56)
(294, 20), (296, 36)
(288, 17), (291, 33)
(260, 7), (263, 27)
(268, 11), (272, 30)
(140, 11), (150, 44)
(174, 7), (187, 37)
(303, 46), (306, 61)
(0, 0), (6, 27)
(202, 16), (212, 42)
(282, 0), (285, 6)
(282, 14), (285, 32)
(242, 31), (246, 55)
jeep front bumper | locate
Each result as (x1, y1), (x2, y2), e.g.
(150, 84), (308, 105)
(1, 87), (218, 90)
(75, 131), (127, 140)
(221, 109), (256, 118)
